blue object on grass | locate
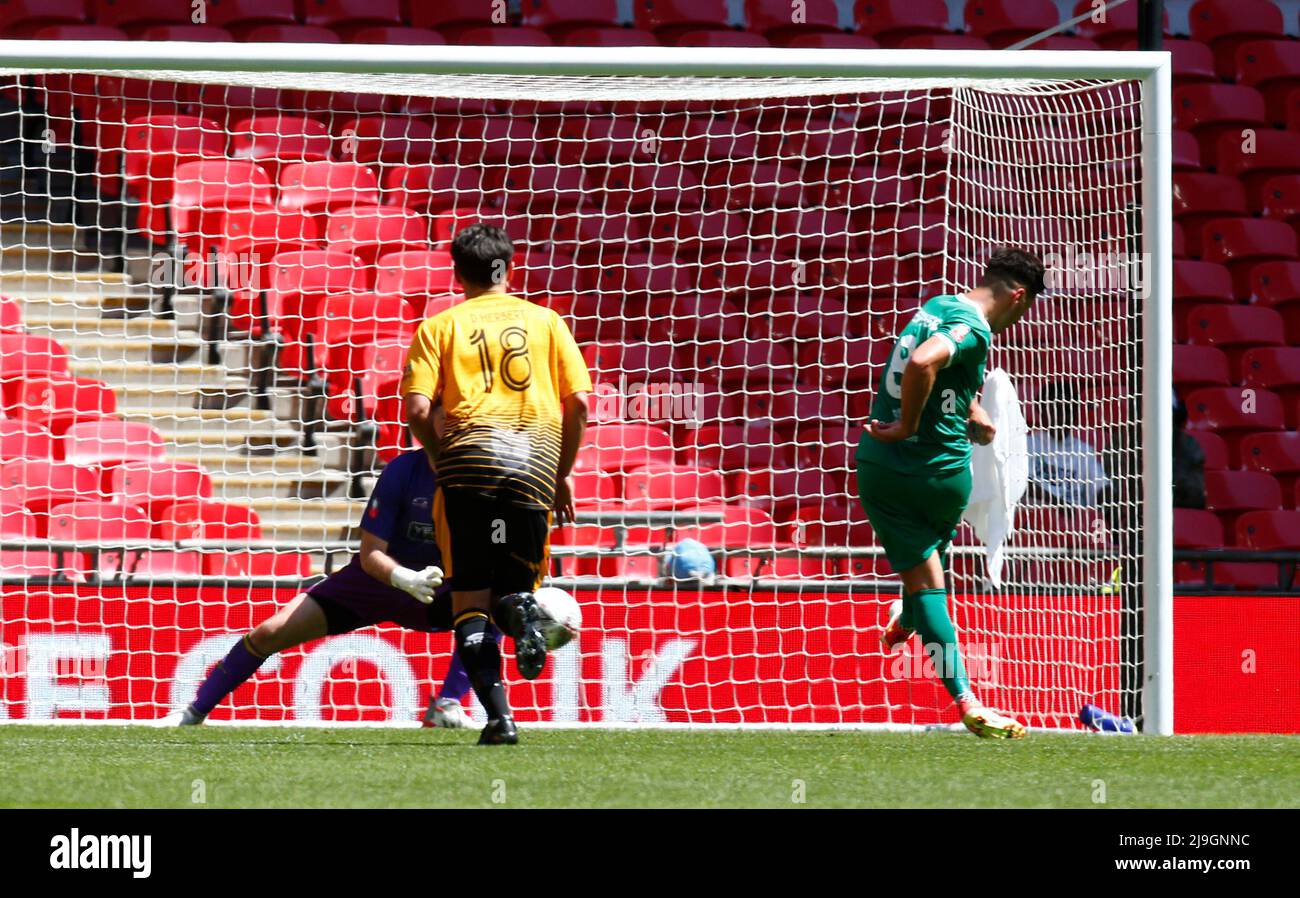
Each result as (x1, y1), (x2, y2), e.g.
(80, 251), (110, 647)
(1080, 703), (1136, 734)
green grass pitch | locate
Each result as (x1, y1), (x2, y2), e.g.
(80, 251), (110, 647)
(1, 726), (1296, 809)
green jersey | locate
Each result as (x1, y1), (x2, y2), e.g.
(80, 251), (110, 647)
(855, 294), (992, 476)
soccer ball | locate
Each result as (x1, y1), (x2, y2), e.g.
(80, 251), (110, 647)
(533, 586), (581, 650)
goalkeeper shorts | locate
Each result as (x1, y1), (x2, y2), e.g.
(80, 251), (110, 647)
(856, 459), (972, 573)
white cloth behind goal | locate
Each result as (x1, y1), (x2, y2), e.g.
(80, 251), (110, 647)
(0, 60), (1146, 729)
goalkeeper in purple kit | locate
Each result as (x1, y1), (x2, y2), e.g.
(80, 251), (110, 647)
(159, 449), (493, 729)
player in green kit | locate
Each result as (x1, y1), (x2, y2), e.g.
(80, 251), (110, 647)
(858, 248), (1046, 739)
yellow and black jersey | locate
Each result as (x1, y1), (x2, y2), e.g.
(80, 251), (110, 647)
(401, 292), (592, 510)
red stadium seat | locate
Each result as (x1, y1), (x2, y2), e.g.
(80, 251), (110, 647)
(898, 34), (988, 50)
(1172, 129), (1200, 172)
(1206, 470), (1284, 533)
(0, 0), (85, 37)
(198, 0), (296, 36)
(0, 333), (70, 387)
(334, 115), (437, 168)
(1200, 217), (1298, 297)
(298, 0), (402, 37)
(583, 341), (678, 385)
(48, 500), (152, 580)
(623, 464), (725, 510)
(1250, 261), (1300, 343)
(963, 0), (1057, 49)
(1175, 260), (1236, 328)
(550, 525), (632, 579)
(1175, 508), (1224, 548)
(743, 388), (848, 432)
(1240, 434), (1300, 512)
(551, 116), (645, 167)
(788, 499), (874, 548)
(229, 115), (333, 186)
(409, 0), (503, 34)
(241, 24), (341, 42)
(170, 160), (274, 264)
(561, 26), (658, 46)
(1174, 344), (1231, 391)
(344, 24), (443, 44)
(790, 32), (880, 49)
(499, 164), (590, 214)
(1073, 0), (1166, 49)
(1187, 386), (1285, 466)
(1163, 39), (1218, 84)
(1187, 0), (1285, 80)
(671, 504), (780, 549)
(0, 420), (54, 461)
(853, 0), (950, 46)
(90, 0), (189, 32)
(277, 160), (381, 215)
(154, 499), (292, 577)
(1215, 129), (1300, 209)
(187, 85), (286, 128)
(1235, 40), (1300, 125)
(1174, 506), (1225, 587)
(218, 207), (324, 335)
(454, 25), (554, 46)
(1185, 303), (1285, 373)
(0, 457), (99, 515)
(1241, 347), (1300, 427)
(571, 469), (619, 509)
(1192, 430), (1229, 471)
(633, 0), (731, 41)
(0, 297), (18, 334)
(138, 25), (233, 41)
(574, 423), (676, 472)
(520, 0), (619, 39)
(1032, 35), (1099, 51)
(1209, 562), (1283, 590)
(0, 506), (54, 577)
(678, 29), (771, 47)
(8, 376), (116, 436)
(109, 461), (212, 518)
(1288, 86), (1300, 134)
(312, 293), (416, 413)
(373, 250), (458, 317)
(1260, 175), (1300, 235)
(745, 0), (839, 43)
(677, 422), (797, 472)
(324, 204), (428, 267)
(729, 467), (841, 521)
(382, 164), (482, 215)
(1250, 260), (1300, 307)
(122, 114), (226, 245)
(1236, 510), (1300, 550)
(32, 23), (125, 40)
(1172, 84), (1267, 165)
(1173, 173), (1247, 258)
(62, 420), (165, 468)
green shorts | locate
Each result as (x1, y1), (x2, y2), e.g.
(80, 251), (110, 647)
(855, 459), (972, 573)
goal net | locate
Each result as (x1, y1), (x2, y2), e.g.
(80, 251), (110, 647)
(0, 43), (1167, 731)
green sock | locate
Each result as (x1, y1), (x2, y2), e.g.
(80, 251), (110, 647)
(907, 588), (972, 702)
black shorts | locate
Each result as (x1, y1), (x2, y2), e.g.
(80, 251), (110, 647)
(433, 485), (550, 595)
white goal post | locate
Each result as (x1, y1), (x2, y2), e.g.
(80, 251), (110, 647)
(0, 41), (1172, 734)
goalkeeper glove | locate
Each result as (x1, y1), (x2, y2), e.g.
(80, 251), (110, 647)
(390, 565), (444, 604)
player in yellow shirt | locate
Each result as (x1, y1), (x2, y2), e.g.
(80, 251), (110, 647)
(402, 223), (592, 745)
